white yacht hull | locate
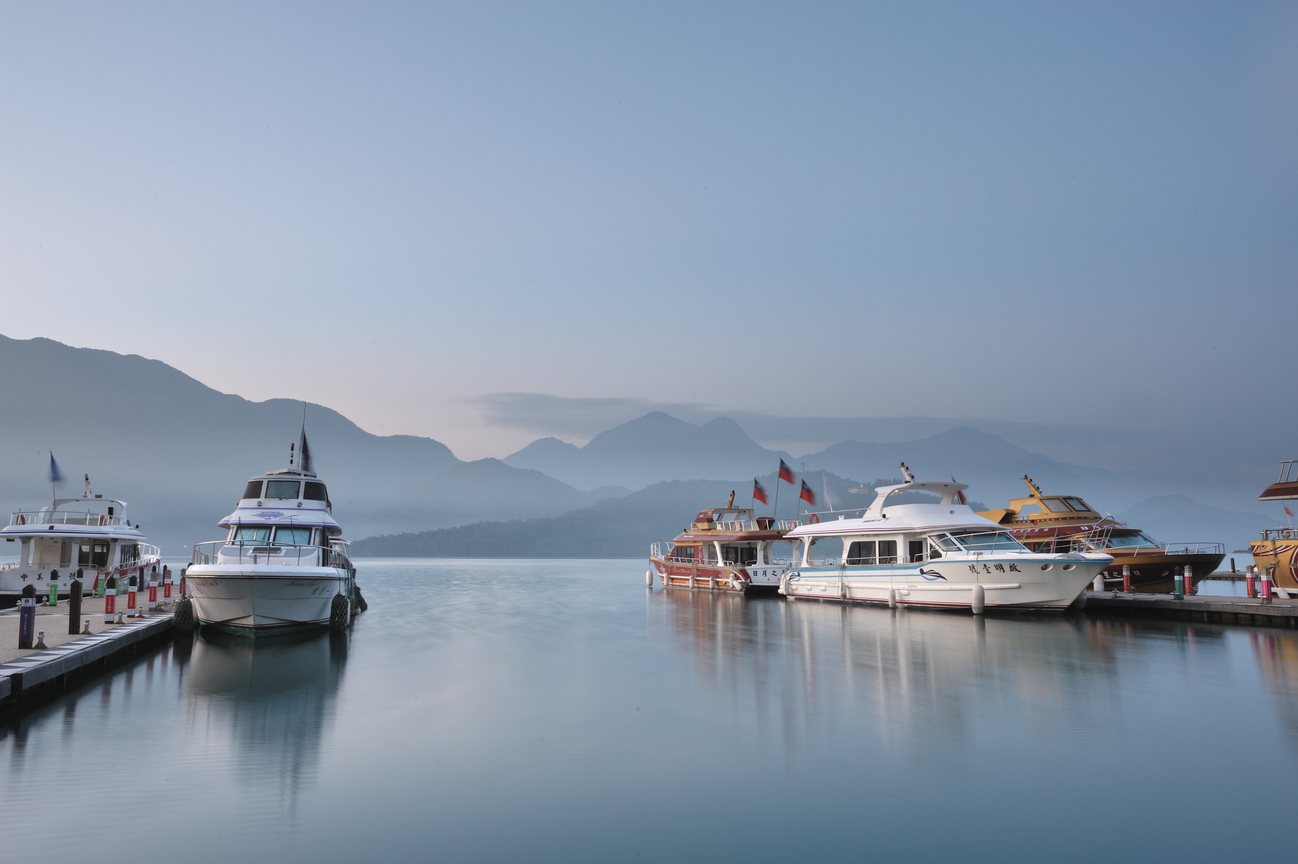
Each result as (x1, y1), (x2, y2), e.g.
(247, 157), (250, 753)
(186, 564), (348, 631)
(782, 553), (1108, 611)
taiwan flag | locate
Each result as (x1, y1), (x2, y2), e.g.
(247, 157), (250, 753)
(799, 479), (816, 506)
(778, 459), (795, 484)
(753, 478), (768, 505)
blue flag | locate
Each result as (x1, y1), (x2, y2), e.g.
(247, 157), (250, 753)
(48, 452), (64, 485)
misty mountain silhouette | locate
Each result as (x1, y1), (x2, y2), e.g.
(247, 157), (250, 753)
(505, 411), (788, 489)
(0, 335), (597, 548)
(1, 334), (1265, 555)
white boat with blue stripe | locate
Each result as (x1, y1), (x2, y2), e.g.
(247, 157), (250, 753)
(779, 466), (1111, 612)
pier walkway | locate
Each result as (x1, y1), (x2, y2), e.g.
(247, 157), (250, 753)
(1083, 590), (1298, 628)
(0, 596), (177, 712)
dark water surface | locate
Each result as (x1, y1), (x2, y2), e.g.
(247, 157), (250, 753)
(4, 560), (1297, 863)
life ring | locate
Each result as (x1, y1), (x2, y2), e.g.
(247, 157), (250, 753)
(1283, 529), (1293, 540)
(15, 514), (25, 525)
(808, 513), (820, 524)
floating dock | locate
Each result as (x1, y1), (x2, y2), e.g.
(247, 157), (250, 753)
(0, 596), (177, 713)
(1083, 590), (1298, 628)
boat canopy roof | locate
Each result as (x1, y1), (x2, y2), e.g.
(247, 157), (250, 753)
(1259, 460), (1298, 502)
(218, 468), (341, 534)
(2, 485), (145, 540)
(786, 471), (994, 539)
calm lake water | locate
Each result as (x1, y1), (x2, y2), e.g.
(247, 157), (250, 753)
(4, 559), (1297, 863)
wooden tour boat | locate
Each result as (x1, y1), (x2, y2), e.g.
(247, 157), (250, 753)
(1252, 460), (1298, 591)
(978, 477), (1223, 593)
(649, 493), (795, 593)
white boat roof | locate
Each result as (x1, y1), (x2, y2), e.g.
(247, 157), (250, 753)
(1, 494), (147, 541)
(786, 476), (998, 539)
(218, 468), (341, 533)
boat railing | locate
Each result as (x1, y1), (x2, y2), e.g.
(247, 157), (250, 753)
(191, 540), (351, 568)
(8, 510), (127, 528)
(0, 543), (160, 574)
(1260, 528), (1298, 541)
(1161, 541), (1225, 555)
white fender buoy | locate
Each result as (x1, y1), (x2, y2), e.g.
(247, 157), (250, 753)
(971, 584), (985, 615)
(708, 576), (716, 591)
(1091, 575), (1104, 592)
(888, 589), (897, 609)
(646, 570), (653, 586)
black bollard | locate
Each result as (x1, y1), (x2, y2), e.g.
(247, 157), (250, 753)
(18, 584), (37, 649)
(68, 576), (83, 634)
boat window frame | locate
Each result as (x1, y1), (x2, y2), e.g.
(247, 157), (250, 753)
(264, 480), (301, 500)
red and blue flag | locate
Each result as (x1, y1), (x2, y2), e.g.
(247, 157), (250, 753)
(753, 479), (768, 505)
(799, 480), (816, 505)
(778, 459), (795, 484)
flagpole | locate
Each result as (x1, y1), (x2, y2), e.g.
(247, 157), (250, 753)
(772, 467), (780, 523)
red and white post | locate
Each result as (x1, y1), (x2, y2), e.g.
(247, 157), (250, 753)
(104, 577), (117, 623)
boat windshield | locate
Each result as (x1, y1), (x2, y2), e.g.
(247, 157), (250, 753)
(232, 527), (272, 544)
(944, 531), (1028, 552)
(1042, 499), (1072, 513)
(274, 526), (312, 546)
(1064, 497), (1092, 512)
(1102, 533), (1161, 549)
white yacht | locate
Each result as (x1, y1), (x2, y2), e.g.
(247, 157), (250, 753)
(185, 439), (361, 633)
(1, 476), (161, 602)
(779, 467), (1111, 612)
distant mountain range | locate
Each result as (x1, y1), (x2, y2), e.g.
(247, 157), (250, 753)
(505, 412), (790, 490)
(0, 335), (607, 549)
(1, 334), (1281, 558)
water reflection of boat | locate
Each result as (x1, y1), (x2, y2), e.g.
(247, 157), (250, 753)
(1250, 631), (1298, 750)
(978, 477), (1223, 593)
(182, 630), (347, 796)
(647, 587), (1124, 748)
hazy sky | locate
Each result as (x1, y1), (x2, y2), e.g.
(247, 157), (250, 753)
(3, 2), (1295, 460)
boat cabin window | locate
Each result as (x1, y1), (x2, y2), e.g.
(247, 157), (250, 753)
(243, 480), (264, 500)
(927, 538), (946, 560)
(949, 531), (1027, 552)
(1063, 497), (1091, 512)
(721, 544), (757, 566)
(765, 541), (792, 564)
(265, 480), (301, 500)
(1104, 533), (1160, 549)
(847, 541), (876, 565)
(1042, 499), (1072, 513)
(806, 537), (844, 566)
(274, 526), (312, 546)
(671, 544), (696, 561)
(908, 540), (925, 563)
(304, 482), (328, 502)
(78, 542), (110, 568)
(232, 526), (272, 544)
(119, 543), (140, 564)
